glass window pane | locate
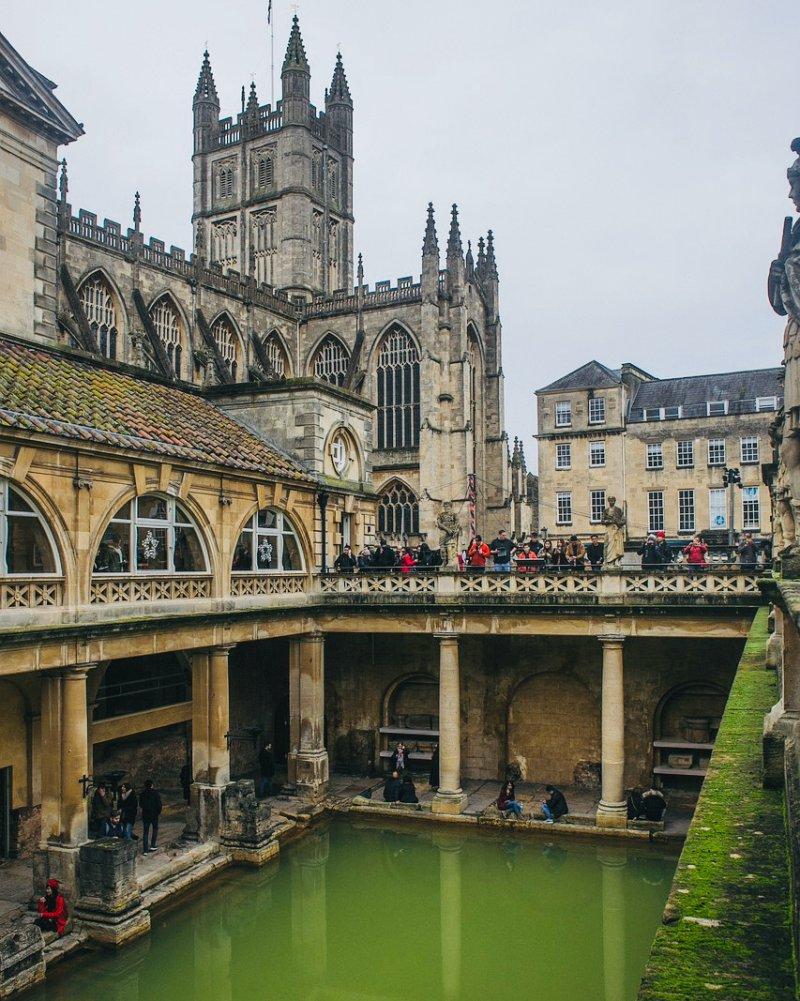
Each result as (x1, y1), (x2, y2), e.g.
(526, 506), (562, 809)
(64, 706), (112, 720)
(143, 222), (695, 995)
(6, 516), (57, 573)
(173, 526), (205, 572)
(258, 509), (277, 529)
(174, 503), (192, 526)
(8, 488), (33, 513)
(93, 524), (130, 573)
(282, 534), (302, 570)
(136, 526), (168, 571)
(137, 496), (168, 521)
(256, 533), (278, 570)
(111, 501), (132, 522)
(232, 530), (252, 571)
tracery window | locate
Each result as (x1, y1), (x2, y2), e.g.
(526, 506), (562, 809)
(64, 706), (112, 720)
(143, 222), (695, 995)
(149, 296), (184, 378)
(211, 218), (238, 271)
(211, 314), (240, 380)
(79, 273), (119, 360)
(217, 165), (235, 199)
(0, 481), (59, 575)
(263, 332), (288, 378)
(313, 335), (349, 387)
(378, 481), (419, 538)
(93, 495), (207, 575)
(327, 159), (338, 203)
(231, 508), (304, 572)
(257, 155), (274, 189)
(312, 150), (322, 192)
(376, 326), (420, 449)
(251, 209), (276, 285)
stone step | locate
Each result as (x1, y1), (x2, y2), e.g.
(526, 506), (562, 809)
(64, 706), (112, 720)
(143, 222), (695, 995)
(140, 851), (230, 911)
(43, 930), (86, 967)
(137, 840), (220, 894)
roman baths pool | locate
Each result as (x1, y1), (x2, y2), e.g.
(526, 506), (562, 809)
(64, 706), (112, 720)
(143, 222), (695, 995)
(27, 818), (677, 1001)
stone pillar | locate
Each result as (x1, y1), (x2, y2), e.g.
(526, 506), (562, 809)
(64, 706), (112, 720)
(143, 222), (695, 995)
(764, 607), (800, 786)
(188, 646), (233, 840)
(74, 839), (150, 946)
(596, 635), (627, 829)
(35, 666), (93, 900)
(599, 849), (627, 1001)
(288, 633), (329, 799)
(219, 779), (279, 865)
(432, 632), (468, 815)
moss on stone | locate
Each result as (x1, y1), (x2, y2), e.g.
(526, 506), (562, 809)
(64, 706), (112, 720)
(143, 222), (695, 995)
(637, 609), (796, 1000)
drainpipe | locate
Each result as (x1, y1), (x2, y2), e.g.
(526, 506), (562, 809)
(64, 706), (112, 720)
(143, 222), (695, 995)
(318, 491), (330, 573)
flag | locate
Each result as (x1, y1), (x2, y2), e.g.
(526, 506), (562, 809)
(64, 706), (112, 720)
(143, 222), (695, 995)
(267, 0), (272, 23)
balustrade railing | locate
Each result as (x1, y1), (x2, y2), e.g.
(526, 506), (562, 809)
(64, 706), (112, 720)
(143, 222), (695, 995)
(230, 573), (309, 597)
(90, 574), (213, 604)
(0, 577), (64, 609)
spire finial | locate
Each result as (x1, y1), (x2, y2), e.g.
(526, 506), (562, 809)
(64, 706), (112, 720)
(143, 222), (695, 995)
(58, 158), (68, 200)
(133, 191), (141, 233)
(422, 202), (439, 257)
(486, 229), (498, 278)
(194, 49), (219, 104)
(246, 80), (259, 116)
(357, 252), (364, 286)
(283, 13), (309, 72)
(328, 49), (352, 104)
(446, 203), (463, 259)
(465, 238), (475, 277)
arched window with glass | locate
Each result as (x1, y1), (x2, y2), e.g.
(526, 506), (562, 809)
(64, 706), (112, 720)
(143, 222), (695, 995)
(149, 296), (184, 379)
(211, 314), (241, 380)
(262, 331), (289, 379)
(376, 326), (420, 450)
(78, 273), (119, 360)
(0, 481), (60, 575)
(378, 481), (419, 538)
(231, 508), (305, 572)
(312, 335), (350, 387)
(93, 495), (207, 574)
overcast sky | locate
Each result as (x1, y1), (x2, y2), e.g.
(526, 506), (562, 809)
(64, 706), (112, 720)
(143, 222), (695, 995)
(7, 1), (796, 470)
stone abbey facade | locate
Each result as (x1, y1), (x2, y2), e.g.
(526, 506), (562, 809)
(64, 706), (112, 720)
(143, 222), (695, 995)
(51, 17), (531, 548)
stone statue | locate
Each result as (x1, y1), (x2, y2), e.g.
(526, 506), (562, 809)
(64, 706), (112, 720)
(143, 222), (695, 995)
(768, 139), (800, 569)
(601, 496), (626, 566)
(436, 502), (461, 569)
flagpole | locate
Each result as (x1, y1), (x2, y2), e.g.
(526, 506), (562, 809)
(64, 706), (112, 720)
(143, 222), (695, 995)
(269, 2), (275, 108)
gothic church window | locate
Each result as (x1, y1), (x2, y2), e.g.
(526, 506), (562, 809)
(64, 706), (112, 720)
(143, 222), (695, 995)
(262, 331), (288, 378)
(0, 480), (60, 576)
(211, 218), (238, 271)
(149, 296), (184, 378)
(231, 508), (304, 572)
(78, 273), (119, 360)
(251, 209), (276, 286)
(327, 159), (338, 203)
(312, 335), (350, 387)
(211, 314), (240, 380)
(378, 481), (419, 538)
(376, 326), (420, 449)
(216, 164), (235, 199)
(92, 495), (207, 575)
(312, 150), (322, 193)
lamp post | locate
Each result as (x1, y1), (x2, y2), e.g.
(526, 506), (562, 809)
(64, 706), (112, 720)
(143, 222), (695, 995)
(317, 491), (330, 573)
(722, 467), (742, 551)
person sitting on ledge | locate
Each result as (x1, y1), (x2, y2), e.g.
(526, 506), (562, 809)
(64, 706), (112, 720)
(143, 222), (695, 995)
(399, 772), (419, 804)
(641, 787), (667, 822)
(541, 784), (568, 823)
(627, 788), (645, 819)
(498, 780), (524, 819)
(383, 770), (402, 802)
(35, 879), (68, 936)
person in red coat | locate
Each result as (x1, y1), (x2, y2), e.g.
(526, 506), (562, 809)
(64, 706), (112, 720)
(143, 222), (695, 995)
(682, 535), (708, 570)
(399, 548), (417, 574)
(35, 879), (68, 936)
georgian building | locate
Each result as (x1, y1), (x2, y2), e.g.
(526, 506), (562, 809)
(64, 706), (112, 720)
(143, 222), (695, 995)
(536, 361), (782, 542)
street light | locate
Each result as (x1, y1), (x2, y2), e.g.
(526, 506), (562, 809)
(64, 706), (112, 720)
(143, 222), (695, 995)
(721, 467), (742, 550)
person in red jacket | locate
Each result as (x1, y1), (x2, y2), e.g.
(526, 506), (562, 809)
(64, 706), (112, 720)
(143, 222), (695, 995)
(399, 548), (417, 574)
(35, 879), (68, 936)
(682, 535), (708, 570)
(467, 536), (491, 572)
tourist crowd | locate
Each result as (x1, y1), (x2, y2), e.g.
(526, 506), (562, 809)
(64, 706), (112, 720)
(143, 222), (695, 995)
(89, 777), (163, 854)
(333, 529), (767, 573)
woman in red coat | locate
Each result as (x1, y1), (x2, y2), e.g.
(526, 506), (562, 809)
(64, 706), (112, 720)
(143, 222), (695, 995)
(682, 535), (708, 570)
(35, 879), (68, 936)
(399, 548), (417, 574)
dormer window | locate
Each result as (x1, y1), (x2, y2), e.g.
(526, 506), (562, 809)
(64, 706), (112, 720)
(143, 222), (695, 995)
(756, 396), (777, 412)
(707, 400), (728, 416)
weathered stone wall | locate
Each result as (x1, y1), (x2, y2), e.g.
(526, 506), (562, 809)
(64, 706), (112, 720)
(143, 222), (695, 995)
(228, 640), (289, 778)
(91, 724), (189, 793)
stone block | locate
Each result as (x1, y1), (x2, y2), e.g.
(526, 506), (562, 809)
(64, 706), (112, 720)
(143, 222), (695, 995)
(185, 783), (224, 841)
(220, 779), (280, 865)
(431, 791), (468, 815)
(0, 925), (45, 999)
(73, 839), (149, 948)
(32, 844), (80, 902)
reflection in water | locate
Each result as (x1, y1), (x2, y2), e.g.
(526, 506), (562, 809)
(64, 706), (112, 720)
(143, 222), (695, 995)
(30, 819), (675, 1001)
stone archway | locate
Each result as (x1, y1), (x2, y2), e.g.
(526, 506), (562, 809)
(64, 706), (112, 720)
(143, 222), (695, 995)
(507, 672), (600, 786)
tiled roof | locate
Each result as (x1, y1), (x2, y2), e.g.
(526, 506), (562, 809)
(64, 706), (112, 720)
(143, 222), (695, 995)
(538, 360), (622, 393)
(0, 337), (314, 482)
(630, 368), (784, 411)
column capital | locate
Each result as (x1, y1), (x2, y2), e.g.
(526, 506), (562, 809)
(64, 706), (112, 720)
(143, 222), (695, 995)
(434, 631), (460, 641)
(597, 633), (626, 646)
(61, 664), (95, 679)
(207, 644), (236, 655)
(302, 631), (325, 642)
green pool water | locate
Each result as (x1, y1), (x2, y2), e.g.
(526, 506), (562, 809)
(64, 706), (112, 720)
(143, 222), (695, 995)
(31, 818), (676, 1001)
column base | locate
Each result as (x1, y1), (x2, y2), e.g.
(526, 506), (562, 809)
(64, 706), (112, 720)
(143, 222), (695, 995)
(432, 791), (469, 816)
(219, 780), (281, 866)
(184, 783), (225, 842)
(289, 751), (329, 800)
(74, 906), (151, 948)
(595, 801), (628, 829)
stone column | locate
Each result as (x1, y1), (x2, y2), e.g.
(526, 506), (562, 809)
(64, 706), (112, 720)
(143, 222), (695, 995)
(288, 633), (329, 798)
(35, 665), (93, 899)
(188, 646), (233, 840)
(764, 607), (800, 786)
(596, 635), (627, 829)
(432, 632), (468, 815)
